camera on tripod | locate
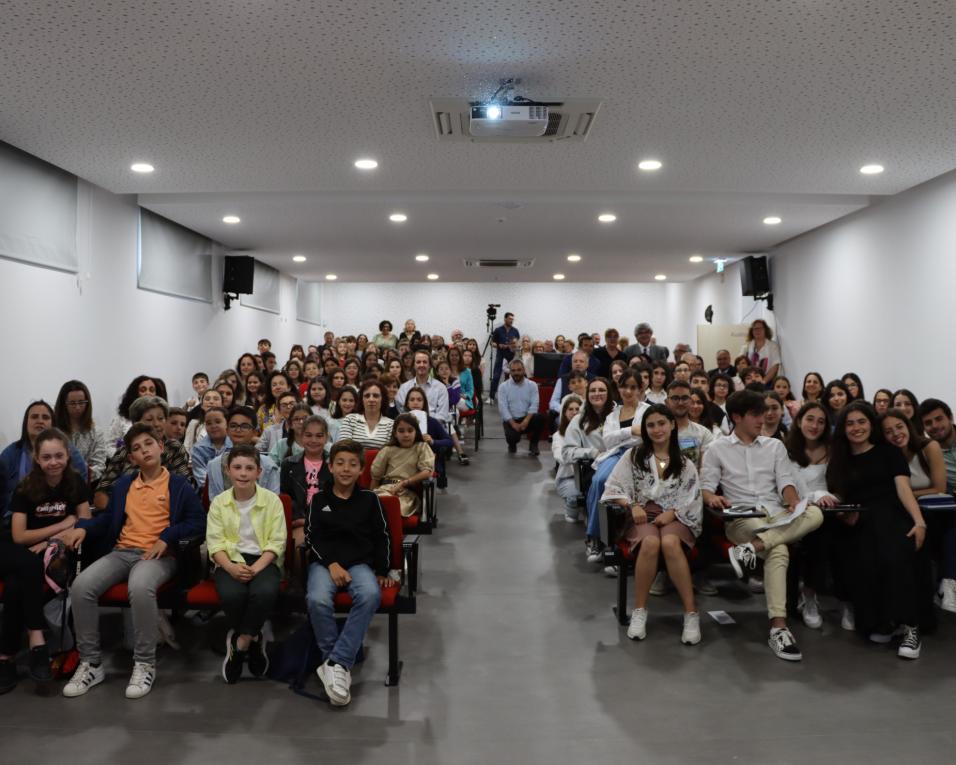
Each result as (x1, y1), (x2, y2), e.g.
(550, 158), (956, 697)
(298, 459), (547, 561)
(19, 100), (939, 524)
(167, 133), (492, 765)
(487, 303), (501, 321)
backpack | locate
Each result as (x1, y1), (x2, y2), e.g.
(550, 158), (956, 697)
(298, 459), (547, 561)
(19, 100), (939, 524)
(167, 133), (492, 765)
(267, 617), (364, 701)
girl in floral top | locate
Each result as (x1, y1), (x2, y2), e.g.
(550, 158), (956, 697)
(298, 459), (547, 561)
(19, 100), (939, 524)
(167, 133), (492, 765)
(602, 404), (703, 645)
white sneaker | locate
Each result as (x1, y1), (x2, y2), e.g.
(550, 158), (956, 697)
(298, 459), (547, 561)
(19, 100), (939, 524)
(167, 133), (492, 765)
(693, 572), (718, 596)
(627, 608), (648, 640)
(938, 579), (956, 613)
(841, 603), (855, 631)
(728, 543), (758, 579)
(681, 612), (702, 645)
(585, 540), (604, 564)
(563, 507), (579, 523)
(603, 565), (619, 577)
(649, 571), (669, 596)
(317, 660), (352, 706)
(62, 661), (105, 698)
(768, 627), (802, 661)
(799, 591), (823, 629)
(156, 610), (180, 650)
(125, 662), (156, 699)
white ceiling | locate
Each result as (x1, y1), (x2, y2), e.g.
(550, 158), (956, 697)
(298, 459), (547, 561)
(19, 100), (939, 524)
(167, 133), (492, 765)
(2, 0), (954, 282)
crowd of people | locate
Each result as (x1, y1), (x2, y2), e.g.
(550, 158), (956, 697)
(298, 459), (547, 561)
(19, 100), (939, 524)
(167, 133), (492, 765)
(0, 321), (483, 703)
(532, 319), (956, 662)
(1, 313), (955, 708)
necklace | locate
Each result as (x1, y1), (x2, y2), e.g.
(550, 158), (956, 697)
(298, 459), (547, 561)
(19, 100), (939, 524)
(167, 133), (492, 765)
(654, 453), (670, 470)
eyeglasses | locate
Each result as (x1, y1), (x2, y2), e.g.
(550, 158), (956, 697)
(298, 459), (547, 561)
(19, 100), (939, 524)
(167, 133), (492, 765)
(228, 423), (255, 432)
(668, 395), (691, 402)
(66, 400), (89, 407)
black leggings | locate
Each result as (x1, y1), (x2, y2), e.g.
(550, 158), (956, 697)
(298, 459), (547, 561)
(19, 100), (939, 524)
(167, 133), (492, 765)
(0, 539), (46, 655)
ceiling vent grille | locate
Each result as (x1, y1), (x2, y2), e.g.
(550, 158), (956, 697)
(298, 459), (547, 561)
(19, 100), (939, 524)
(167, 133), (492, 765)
(463, 258), (535, 269)
(430, 98), (601, 143)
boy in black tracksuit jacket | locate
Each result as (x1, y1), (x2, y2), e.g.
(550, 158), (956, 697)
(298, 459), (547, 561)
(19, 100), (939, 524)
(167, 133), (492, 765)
(304, 440), (395, 707)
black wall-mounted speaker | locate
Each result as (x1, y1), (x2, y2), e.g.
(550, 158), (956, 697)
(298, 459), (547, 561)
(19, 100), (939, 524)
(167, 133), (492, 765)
(223, 256), (255, 294)
(740, 256), (770, 296)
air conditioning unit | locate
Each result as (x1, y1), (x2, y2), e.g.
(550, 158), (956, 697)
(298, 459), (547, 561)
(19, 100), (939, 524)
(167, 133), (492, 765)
(463, 259), (535, 269)
(430, 98), (602, 143)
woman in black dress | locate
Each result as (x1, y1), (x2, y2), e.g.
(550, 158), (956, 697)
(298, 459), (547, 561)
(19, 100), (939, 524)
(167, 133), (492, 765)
(827, 402), (931, 659)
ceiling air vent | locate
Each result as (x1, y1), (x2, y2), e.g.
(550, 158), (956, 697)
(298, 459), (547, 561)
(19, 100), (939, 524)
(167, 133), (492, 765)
(430, 98), (602, 143)
(463, 259), (535, 269)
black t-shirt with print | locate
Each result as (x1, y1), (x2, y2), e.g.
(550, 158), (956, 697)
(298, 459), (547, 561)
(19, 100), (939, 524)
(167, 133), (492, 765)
(10, 479), (86, 531)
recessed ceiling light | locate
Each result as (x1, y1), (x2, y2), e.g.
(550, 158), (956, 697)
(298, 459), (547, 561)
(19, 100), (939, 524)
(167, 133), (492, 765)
(638, 159), (663, 171)
(292, 255), (307, 263)
(860, 164), (884, 175)
(325, 274), (337, 280)
(567, 254), (582, 262)
(763, 216), (782, 225)
(553, 273), (566, 280)
(222, 215), (241, 224)
(689, 255), (704, 263)
(654, 274), (667, 281)
(415, 254), (430, 262)
(426, 273), (439, 280)
(598, 213), (617, 223)
(130, 162), (154, 173)
(389, 213), (408, 223)
(354, 158), (378, 170)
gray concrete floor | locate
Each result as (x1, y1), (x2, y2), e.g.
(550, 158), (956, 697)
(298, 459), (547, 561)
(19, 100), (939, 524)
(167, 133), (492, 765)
(2, 433), (956, 764)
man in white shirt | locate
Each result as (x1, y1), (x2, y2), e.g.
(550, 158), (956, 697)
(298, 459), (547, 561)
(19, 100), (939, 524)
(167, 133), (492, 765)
(395, 350), (450, 422)
(700, 390), (823, 662)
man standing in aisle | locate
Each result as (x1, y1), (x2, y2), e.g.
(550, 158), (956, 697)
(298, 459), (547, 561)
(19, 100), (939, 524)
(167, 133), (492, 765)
(498, 360), (543, 456)
(490, 312), (520, 401)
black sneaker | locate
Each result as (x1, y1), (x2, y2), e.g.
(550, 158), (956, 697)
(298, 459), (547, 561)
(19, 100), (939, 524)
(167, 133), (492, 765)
(0, 660), (18, 695)
(456, 452), (470, 465)
(768, 627), (803, 661)
(728, 542), (758, 579)
(529, 444), (540, 456)
(247, 632), (270, 677)
(898, 625), (921, 660)
(507, 442), (517, 454)
(221, 630), (245, 684)
(28, 644), (52, 682)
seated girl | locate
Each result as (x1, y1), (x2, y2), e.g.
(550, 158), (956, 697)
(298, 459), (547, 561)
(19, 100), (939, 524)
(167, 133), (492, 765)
(191, 406), (231, 488)
(1, 428), (91, 693)
(553, 395), (584, 523)
(826, 402), (931, 659)
(370, 414), (436, 517)
(270, 403), (312, 464)
(206, 445), (286, 684)
(403, 387), (454, 489)
(280, 415), (332, 547)
(601, 405), (703, 645)
(54, 380), (108, 483)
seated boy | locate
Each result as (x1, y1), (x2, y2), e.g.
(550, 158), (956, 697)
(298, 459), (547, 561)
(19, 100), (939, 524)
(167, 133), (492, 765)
(206, 407), (280, 498)
(59, 424), (205, 699)
(305, 439), (397, 707)
(700, 390), (823, 662)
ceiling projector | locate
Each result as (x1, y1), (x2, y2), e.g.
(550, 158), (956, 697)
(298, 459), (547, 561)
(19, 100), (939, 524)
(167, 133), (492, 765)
(470, 103), (549, 137)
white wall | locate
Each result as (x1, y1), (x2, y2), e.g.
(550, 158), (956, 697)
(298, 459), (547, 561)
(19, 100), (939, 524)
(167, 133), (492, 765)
(319, 281), (689, 353)
(768, 169), (956, 402)
(0, 181), (325, 442)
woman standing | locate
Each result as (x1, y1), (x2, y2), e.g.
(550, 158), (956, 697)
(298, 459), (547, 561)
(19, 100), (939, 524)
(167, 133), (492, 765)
(372, 320), (398, 351)
(739, 319), (781, 382)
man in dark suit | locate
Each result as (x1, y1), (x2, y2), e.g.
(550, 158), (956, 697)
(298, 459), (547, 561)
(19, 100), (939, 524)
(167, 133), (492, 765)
(708, 349), (735, 379)
(624, 322), (669, 363)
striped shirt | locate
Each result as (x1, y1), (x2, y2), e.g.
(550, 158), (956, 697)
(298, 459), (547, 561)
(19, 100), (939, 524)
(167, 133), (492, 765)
(335, 414), (394, 449)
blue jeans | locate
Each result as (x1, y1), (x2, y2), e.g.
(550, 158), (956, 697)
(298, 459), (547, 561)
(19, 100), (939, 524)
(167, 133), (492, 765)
(586, 450), (625, 540)
(306, 562), (381, 669)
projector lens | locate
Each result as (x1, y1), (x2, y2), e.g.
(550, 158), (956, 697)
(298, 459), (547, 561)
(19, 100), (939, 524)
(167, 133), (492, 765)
(487, 105), (501, 119)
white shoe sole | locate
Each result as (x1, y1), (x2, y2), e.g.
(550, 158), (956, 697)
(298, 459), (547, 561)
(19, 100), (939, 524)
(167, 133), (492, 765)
(801, 611), (823, 629)
(125, 682), (153, 699)
(627, 628), (646, 641)
(898, 646), (921, 660)
(728, 549), (745, 579)
(317, 664), (350, 706)
(62, 670), (105, 698)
